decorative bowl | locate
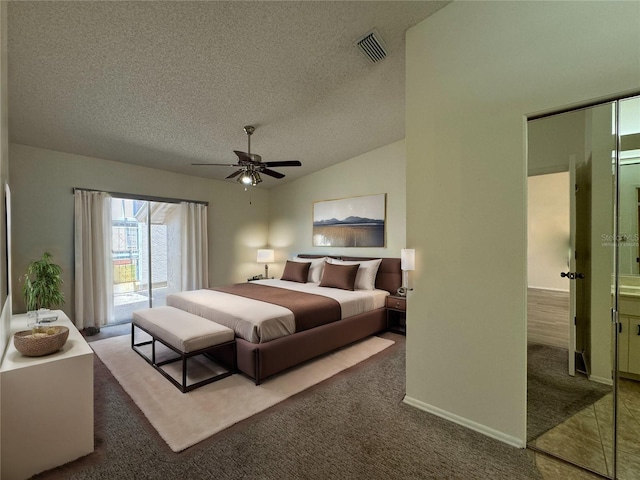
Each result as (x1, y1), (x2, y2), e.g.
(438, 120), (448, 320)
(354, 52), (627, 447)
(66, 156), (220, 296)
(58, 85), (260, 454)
(13, 326), (69, 357)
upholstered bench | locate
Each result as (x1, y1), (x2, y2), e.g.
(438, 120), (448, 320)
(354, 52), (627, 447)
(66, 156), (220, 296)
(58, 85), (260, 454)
(131, 306), (236, 393)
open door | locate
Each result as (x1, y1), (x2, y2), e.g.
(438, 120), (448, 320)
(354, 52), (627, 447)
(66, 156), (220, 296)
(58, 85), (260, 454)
(564, 154), (586, 376)
(567, 154), (577, 376)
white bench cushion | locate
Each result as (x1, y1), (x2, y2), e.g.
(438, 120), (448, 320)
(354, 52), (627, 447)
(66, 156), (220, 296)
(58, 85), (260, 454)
(133, 306), (234, 353)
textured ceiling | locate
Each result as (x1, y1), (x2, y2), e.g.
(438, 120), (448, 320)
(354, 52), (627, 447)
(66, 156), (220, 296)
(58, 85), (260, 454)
(8, 1), (448, 188)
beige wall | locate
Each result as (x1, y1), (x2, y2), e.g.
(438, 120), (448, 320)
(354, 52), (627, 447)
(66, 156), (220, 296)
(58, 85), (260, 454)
(528, 111), (586, 176)
(9, 143), (269, 320)
(268, 140), (406, 274)
(528, 173), (570, 291)
(619, 162), (640, 276)
(527, 109), (587, 291)
(405, 1), (640, 446)
(0, 2), (7, 467)
(0, 1), (8, 362)
(588, 105), (615, 384)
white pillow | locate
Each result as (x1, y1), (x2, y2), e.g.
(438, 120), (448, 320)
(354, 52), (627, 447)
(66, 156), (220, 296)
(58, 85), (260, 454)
(328, 258), (382, 290)
(292, 256), (327, 283)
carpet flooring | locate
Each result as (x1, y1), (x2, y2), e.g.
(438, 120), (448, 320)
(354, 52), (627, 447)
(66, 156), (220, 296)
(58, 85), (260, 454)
(32, 329), (551, 480)
(527, 343), (612, 442)
(91, 334), (394, 452)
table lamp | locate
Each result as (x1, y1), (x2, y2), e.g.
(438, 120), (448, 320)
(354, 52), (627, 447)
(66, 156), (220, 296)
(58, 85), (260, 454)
(397, 248), (415, 296)
(257, 249), (275, 278)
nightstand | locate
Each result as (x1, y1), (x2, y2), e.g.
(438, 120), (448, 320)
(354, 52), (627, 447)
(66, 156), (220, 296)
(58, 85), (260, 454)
(386, 295), (406, 335)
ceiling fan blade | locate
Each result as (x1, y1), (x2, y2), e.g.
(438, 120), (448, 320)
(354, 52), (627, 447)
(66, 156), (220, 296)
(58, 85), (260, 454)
(261, 168), (285, 179)
(191, 163), (241, 167)
(226, 169), (244, 179)
(263, 160), (302, 167)
(191, 162), (240, 167)
(234, 150), (262, 163)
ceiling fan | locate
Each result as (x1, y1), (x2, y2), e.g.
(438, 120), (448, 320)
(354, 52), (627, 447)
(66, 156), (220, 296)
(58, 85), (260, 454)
(192, 125), (302, 186)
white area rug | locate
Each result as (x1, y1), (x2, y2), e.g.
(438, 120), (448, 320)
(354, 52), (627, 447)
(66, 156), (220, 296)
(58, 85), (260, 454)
(91, 335), (394, 452)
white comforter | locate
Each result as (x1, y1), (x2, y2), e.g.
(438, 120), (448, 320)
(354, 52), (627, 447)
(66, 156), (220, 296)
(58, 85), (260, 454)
(166, 279), (388, 343)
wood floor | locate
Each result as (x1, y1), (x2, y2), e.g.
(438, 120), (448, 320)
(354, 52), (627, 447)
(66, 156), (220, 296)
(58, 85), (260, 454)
(528, 287), (570, 349)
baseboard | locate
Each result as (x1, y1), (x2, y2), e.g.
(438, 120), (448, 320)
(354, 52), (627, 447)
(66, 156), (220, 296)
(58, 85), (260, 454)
(527, 286), (569, 293)
(588, 374), (613, 386)
(619, 370), (640, 382)
(402, 395), (526, 448)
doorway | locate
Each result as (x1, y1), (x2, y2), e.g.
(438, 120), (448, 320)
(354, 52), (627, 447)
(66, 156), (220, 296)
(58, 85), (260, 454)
(111, 198), (181, 324)
(527, 172), (571, 350)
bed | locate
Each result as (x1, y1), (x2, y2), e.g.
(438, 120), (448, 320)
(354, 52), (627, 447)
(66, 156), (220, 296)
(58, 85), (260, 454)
(166, 255), (401, 384)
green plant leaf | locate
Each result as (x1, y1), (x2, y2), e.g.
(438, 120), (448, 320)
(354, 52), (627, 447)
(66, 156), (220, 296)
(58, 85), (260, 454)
(22, 252), (65, 310)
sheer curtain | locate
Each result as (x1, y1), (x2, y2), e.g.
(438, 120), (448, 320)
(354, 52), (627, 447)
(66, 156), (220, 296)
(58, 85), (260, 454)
(180, 202), (208, 290)
(74, 190), (113, 329)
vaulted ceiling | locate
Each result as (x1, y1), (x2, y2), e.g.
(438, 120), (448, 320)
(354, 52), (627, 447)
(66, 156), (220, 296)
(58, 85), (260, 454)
(8, 1), (448, 187)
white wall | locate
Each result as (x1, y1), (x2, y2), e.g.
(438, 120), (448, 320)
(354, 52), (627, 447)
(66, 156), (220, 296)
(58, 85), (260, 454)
(268, 140), (406, 273)
(528, 173), (570, 291)
(405, 1), (640, 446)
(9, 144), (269, 320)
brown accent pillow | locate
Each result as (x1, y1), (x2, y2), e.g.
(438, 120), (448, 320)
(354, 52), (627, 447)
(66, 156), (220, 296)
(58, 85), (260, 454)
(319, 262), (359, 291)
(281, 260), (311, 283)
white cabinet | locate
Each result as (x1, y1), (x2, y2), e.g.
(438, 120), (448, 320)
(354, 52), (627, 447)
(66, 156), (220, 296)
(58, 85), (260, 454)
(618, 296), (640, 378)
(626, 316), (640, 375)
(1, 311), (94, 480)
(619, 315), (630, 373)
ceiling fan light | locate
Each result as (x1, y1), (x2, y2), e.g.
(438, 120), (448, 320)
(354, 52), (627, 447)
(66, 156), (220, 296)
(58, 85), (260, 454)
(238, 171), (253, 185)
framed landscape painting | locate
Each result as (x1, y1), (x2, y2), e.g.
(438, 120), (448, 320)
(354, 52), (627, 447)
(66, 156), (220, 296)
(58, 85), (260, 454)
(313, 193), (386, 247)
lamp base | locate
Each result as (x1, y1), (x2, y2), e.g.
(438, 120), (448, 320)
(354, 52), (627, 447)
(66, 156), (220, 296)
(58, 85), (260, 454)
(396, 286), (412, 297)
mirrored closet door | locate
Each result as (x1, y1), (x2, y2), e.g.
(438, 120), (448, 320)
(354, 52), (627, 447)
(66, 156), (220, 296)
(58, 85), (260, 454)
(614, 95), (640, 480)
(527, 95), (640, 479)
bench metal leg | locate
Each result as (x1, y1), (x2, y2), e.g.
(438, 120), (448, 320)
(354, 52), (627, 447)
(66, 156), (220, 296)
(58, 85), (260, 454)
(131, 322), (236, 393)
(131, 323), (154, 365)
(183, 355), (188, 391)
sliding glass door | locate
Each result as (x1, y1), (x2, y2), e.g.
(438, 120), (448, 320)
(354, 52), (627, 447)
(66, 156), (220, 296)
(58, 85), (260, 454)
(148, 201), (182, 307)
(111, 198), (180, 324)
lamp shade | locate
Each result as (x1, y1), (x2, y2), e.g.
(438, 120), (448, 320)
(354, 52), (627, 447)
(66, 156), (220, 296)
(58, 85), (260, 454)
(257, 249), (275, 263)
(401, 249), (415, 271)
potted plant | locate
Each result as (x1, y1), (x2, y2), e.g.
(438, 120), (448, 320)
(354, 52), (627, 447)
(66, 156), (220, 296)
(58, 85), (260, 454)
(21, 252), (65, 311)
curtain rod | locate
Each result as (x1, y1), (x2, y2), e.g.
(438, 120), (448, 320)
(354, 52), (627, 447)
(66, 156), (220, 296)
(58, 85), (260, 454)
(72, 187), (209, 206)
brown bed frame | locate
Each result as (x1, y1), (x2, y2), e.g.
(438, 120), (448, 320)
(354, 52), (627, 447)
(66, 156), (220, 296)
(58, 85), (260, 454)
(235, 255), (401, 384)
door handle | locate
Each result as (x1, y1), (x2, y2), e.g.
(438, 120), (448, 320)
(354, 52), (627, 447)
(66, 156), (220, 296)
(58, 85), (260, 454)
(637, 325), (640, 336)
(560, 272), (585, 280)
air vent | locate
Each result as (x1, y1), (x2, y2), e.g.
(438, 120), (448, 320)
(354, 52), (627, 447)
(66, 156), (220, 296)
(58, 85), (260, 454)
(355, 29), (388, 64)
